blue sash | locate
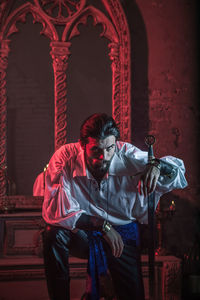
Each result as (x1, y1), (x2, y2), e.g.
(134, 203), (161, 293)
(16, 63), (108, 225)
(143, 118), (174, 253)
(85, 222), (139, 300)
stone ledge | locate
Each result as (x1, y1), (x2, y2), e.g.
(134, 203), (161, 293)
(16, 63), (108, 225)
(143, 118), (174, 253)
(0, 256), (87, 281)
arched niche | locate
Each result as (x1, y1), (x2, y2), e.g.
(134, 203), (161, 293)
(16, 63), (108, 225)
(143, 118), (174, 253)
(0, 0), (131, 197)
(6, 13), (54, 195)
(66, 17), (112, 143)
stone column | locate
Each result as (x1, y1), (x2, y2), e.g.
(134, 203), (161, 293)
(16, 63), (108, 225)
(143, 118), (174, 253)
(50, 41), (71, 151)
(0, 40), (10, 196)
(109, 41), (131, 142)
(108, 42), (121, 128)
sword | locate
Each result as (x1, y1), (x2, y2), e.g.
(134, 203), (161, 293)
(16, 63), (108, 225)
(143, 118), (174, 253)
(145, 135), (156, 300)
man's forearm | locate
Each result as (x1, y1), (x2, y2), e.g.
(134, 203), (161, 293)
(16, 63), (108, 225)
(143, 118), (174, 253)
(148, 158), (176, 178)
(76, 214), (104, 231)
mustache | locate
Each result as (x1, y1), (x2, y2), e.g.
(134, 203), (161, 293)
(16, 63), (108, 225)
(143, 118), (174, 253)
(94, 160), (111, 170)
(94, 159), (109, 164)
(99, 160), (111, 166)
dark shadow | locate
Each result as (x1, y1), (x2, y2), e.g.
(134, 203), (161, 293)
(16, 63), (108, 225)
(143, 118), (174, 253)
(121, 0), (149, 150)
(196, 0), (200, 151)
(160, 193), (198, 257)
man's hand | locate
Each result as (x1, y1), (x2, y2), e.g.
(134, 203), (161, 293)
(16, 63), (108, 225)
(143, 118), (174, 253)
(102, 227), (124, 257)
(138, 165), (160, 197)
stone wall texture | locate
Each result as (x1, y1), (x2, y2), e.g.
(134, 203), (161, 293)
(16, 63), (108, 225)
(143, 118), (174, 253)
(123, 0), (199, 256)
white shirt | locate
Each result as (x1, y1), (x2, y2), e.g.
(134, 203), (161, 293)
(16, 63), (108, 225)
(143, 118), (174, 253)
(42, 141), (187, 229)
(33, 172), (45, 196)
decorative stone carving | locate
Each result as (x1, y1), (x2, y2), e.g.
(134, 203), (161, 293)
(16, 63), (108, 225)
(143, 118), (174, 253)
(0, 3), (57, 41)
(108, 42), (121, 130)
(34, 0), (86, 24)
(50, 41), (71, 150)
(0, 40), (10, 197)
(63, 5), (119, 42)
(5, 219), (41, 255)
(0, 0), (9, 30)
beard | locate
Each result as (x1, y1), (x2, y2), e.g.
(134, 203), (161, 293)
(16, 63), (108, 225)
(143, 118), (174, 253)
(94, 160), (111, 172)
(86, 157), (112, 178)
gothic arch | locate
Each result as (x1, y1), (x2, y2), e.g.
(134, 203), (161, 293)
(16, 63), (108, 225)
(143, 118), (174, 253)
(0, 2), (58, 41)
(0, 0), (131, 196)
(0, 2), (58, 196)
(62, 6), (119, 42)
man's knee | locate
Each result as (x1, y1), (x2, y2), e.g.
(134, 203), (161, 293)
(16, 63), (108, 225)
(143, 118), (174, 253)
(43, 225), (71, 249)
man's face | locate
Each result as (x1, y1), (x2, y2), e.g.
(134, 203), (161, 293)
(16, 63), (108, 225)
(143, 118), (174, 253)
(84, 135), (116, 175)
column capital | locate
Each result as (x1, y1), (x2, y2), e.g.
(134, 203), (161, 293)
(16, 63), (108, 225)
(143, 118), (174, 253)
(50, 41), (71, 72)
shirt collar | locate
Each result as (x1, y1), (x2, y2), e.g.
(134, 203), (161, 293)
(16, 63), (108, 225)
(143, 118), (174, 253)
(108, 151), (127, 175)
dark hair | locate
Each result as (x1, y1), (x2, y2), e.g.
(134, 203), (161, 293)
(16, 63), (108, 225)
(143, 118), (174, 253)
(80, 113), (120, 146)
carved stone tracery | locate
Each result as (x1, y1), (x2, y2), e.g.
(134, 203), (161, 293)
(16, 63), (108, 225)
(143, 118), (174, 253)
(0, 3), (58, 41)
(34, 0), (86, 24)
(0, 0), (131, 196)
(63, 5), (119, 43)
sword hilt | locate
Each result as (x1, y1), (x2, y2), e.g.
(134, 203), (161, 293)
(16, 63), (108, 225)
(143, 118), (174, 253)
(145, 135), (156, 163)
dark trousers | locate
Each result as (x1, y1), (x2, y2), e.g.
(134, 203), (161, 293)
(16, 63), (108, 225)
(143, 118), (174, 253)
(42, 225), (145, 300)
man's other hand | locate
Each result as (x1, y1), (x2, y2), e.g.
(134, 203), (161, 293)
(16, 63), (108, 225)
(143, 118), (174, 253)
(103, 227), (124, 257)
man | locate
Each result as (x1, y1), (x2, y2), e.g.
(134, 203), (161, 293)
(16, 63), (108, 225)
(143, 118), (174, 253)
(42, 113), (187, 300)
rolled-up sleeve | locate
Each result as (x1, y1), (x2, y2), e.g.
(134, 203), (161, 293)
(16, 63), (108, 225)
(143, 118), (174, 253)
(156, 155), (188, 193)
(42, 147), (85, 230)
(123, 145), (188, 224)
(122, 142), (188, 193)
